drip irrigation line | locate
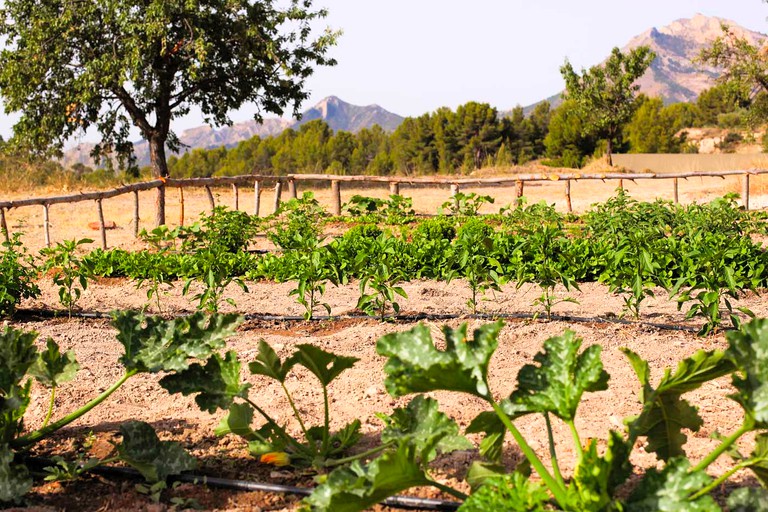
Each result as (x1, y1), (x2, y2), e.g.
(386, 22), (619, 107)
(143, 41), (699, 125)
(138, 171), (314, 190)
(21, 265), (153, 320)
(15, 307), (700, 332)
(23, 456), (460, 511)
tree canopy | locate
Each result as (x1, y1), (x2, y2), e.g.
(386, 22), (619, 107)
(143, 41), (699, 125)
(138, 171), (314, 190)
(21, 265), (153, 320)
(560, 46), (656, 165)
(0, 0), (338, 225)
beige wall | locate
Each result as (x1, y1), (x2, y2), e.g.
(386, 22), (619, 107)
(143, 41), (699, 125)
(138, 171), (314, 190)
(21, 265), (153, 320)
(613, 153), (768, 173)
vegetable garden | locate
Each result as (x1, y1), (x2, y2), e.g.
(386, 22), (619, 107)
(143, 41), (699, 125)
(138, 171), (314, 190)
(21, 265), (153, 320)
(4, 189), (768, 510)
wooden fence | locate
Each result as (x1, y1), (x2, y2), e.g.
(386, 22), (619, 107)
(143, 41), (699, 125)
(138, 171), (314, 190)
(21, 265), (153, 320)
(1, 169), (766, 249)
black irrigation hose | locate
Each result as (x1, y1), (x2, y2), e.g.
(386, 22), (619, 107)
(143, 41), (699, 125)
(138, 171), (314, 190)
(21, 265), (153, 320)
(24, 456), (461, 511)
(15, 306), (700, 333)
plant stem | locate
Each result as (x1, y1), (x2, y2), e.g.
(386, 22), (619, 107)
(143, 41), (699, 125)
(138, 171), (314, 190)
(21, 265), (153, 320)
(691, 422), (751, 473)
(321, 384), (330, 454)
(491, 400), (568, 508)
(429, 479), (468, 501)
(323, 442), (394, 468)
(42, 387), (56, 429)
(544, 413), (565, 487)
(280, 382), (315, 453)
(567, 419), (583, 460)
(689, 461), (748, 501)
(14, 370), (136, 449)
(245, 397), (309, 455)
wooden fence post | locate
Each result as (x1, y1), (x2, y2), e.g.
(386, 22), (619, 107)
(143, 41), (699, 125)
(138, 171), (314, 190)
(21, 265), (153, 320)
(331, 180), (341, 216)
(618, 178), (624, 191)
(389, 182), (400, 196)
(133, 191), (140, 237)
(0, 208), (9, 243)
(178, 187), (185, 226)
(673, 178), (679, 204)
(273, 181), (283, 214)
(232, 183), (239, 211)
(743, 174), (750, 211)
(254, 180), (262, 217)
(96, 199), (107, 250)
(205, 185), (215, 211)
(565, 180), (572, 213)
(288, 178), (297, 199)
(514, 180), (524, 207)
(43, 204), (51, 248)
(450, 184), (460, 211)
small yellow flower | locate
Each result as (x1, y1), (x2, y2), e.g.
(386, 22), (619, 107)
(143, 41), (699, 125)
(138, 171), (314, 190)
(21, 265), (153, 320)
(260, 452), (290, 467)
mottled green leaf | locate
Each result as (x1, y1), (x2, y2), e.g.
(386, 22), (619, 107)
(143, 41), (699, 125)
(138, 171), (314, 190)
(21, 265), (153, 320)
(0, 443), (31, 503)
(728, 487), (768, 512)
(117, 421), (196, 484)
(745, 433), (768, 488)
(159, 351), (251, 413)
(29, 338), (79, 387)
(510, 330), (608, 421)
(625, 458), (719, 512)
(459, 472), (549, 512)
(303, 443), (432, 512)
(376, 322), (503, 399)
(623, 348), (731, 461)
(115, 311), (241, 373)
(379, 395), (472, 462)
(248, 339), (297, 383)
(214, 402), (256, 440)
(567, 432), (632, 512)
(289, 344), (358, 387)
(0, 326), (37, 392)
(726, 319), (768, 425)
(465, 399), (528, 462)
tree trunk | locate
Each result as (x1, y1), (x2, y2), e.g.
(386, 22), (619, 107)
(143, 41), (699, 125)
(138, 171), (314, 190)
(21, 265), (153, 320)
(148, 135), (169, 227)
(606, 137), (614, 167)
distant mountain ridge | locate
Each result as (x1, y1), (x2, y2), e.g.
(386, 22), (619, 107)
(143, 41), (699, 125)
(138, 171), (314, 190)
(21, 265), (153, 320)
(518, 13), (767, 115)
(63, 95), (404, 168)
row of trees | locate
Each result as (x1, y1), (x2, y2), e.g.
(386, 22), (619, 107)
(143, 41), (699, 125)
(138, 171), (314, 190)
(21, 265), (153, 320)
(166, 80), (753, 178)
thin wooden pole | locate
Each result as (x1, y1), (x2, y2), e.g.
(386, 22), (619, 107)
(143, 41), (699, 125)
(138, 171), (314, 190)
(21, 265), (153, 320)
(43, 204), (51, 248)
(288, 178), (297, 199)
(0, 208), (9, 244)
(254, 181), (262, 217)
(450, 184), (460, 211)
(232, 183), (239, 211)
(565, 180), (572, 213)
(743, 174), (750, 211)
(205, 185), (215, 211)
(331, 180), (341, 216)
(96, 199), (107, 250)
(133, 191), (140, 238)
(273, 181), (283, 214)
(618, 178), (624, 191)
(389, 182), (399, 196)
(179, 187), (185, 226)
(514, 180), (524, 207)
(673, 178), (679, 204)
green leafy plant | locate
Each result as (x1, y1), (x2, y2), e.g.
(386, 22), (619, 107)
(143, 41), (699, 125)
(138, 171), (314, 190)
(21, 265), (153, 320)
(285, 241), (340, 319)
(440, 192), (495, 217)
(161, 339), (364, 470)
(307, 318), (768, 511)
(0, 233), (40, 317)
(447, 219), (503, 314)
(0, 312), (237, 502)
(355, 234), (409, 318)
(40, 238), (95, 316)
(181, 247), (249, 313)
(267, 192), (328, 251)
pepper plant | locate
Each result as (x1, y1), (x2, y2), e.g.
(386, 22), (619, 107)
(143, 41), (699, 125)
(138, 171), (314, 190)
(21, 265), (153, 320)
(40, 238), (95, 316)
(0, 233), (39, 317)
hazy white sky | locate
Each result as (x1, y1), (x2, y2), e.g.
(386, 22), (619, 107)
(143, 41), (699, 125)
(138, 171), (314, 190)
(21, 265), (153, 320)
(0, 0), (767, 141)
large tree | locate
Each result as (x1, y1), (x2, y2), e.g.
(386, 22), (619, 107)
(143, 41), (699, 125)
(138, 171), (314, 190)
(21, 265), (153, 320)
(560, 46), (655, 166)
(0, 0), (338, 226)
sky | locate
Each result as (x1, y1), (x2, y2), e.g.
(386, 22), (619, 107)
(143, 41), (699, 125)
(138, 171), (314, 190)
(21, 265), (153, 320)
(0, 0), (767, 142)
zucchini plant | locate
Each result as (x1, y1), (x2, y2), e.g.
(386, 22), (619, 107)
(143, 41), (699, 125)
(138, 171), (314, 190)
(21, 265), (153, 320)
(305, 318), (768, 511)
(0, 312), (239, 503)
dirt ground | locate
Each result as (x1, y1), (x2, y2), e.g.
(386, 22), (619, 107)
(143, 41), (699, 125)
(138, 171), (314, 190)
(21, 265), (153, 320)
(4, 175), (768, 510)
(10, 275), (765, 511)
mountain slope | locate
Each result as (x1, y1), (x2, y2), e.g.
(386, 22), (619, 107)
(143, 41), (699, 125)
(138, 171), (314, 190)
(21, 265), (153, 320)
(518, 13), (766, 115)
(63, 96), (403, 168)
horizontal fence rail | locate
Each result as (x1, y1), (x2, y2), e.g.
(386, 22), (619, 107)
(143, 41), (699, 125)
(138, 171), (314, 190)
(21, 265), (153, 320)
(1, 169), (767, 248)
